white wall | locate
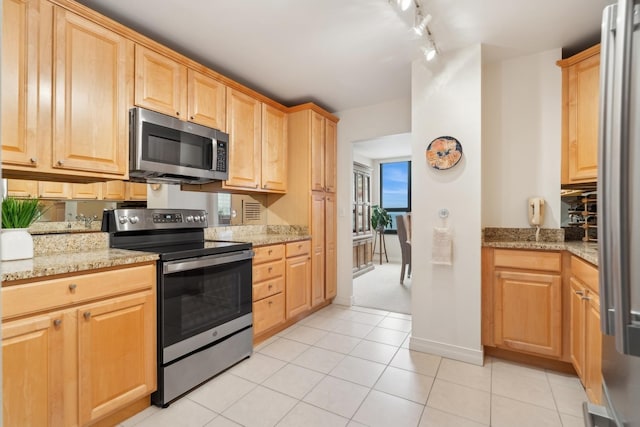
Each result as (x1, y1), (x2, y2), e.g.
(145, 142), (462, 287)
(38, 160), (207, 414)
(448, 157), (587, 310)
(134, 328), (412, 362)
(334, 97), (411, 305)
(410, 45), (484, 365)
(482, 49), (562, 228)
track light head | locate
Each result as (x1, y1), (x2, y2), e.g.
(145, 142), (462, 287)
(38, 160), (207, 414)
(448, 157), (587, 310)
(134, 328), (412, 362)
(413, 13), (432, 36)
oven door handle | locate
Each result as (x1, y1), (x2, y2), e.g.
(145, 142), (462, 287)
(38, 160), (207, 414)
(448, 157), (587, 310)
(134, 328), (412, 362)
(163, 250), (254, 274)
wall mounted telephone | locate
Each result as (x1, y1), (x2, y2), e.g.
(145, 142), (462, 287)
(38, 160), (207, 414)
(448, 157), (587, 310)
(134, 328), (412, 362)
(528, 197), (545, 226)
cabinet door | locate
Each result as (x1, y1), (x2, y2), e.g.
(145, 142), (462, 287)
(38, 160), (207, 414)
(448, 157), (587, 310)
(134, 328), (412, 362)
(311, 192), (326, 306)
(324, 119), (337, 193)
(1, 0), (50, 169)
(72, 183), (101, 200)
(126, 182), (148, 201)
(135, 45), (186, 118)
(187, 69), (226, 130)
(261, 104), (288, 192)
(253, 293), (285, 335)
(585, 293), (602, 404)
(53, 8), (132, 176)
(102, 180), (126, 200)
(567, 53), (600, 182)
(286, 255), (311, 318)
(569, 278), (586, 379)
(77, 291), (156, 425)
(225, 88), (261, 189)
(38, 181), (71, 199)
(494, 270), (562, 357)
(2, 313), (65, 427)
(310, 112), (325, 192)
(325, 194), (337, 299)
(6, 179), (38, 198)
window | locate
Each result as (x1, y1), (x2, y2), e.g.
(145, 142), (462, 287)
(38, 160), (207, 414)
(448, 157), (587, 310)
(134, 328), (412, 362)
(380, 161), (411, 233)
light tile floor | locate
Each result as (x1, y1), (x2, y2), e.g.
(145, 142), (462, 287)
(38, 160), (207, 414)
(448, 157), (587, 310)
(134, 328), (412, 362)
(120, 304), (588, 427)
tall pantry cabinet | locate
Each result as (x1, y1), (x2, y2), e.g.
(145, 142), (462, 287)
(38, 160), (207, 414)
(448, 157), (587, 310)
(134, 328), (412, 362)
(269, 104), (338, 306)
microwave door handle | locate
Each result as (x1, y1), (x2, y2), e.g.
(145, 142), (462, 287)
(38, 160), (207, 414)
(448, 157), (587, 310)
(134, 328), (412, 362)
(210, 139), (215, 171)
(163, 250), (254, 274)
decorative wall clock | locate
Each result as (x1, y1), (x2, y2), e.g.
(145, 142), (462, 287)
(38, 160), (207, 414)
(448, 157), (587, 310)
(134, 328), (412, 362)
(426, 136), (463, 170)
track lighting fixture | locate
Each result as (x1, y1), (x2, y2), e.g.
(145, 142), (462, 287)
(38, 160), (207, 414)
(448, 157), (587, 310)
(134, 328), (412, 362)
(413, 12), (432, 36)
(397, 0), (412, 11)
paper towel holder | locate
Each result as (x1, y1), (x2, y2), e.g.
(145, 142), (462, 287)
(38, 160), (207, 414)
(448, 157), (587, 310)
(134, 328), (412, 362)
(438, 208), (449, 219)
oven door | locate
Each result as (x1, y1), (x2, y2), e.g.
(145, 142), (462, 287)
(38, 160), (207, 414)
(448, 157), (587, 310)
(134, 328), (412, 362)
(159, 249), (253, 363)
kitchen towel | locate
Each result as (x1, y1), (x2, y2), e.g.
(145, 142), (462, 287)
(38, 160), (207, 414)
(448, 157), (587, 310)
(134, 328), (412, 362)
(432, 226), (453, 265)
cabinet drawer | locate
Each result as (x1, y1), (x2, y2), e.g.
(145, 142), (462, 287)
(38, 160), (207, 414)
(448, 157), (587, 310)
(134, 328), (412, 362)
(2, 264), (155, 319)
(494, 249), (561, 272)
(253, 293), (285, 335)
(571, 256), (599, 294)
(253, 277), (284, 301)
(253, 244), (284, 264)
(253, 259), (285, 283)
(286, 240), (310, 258)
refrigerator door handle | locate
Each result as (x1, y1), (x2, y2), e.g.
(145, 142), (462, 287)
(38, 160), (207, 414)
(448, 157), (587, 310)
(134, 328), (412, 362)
(598, 2), (618, 336)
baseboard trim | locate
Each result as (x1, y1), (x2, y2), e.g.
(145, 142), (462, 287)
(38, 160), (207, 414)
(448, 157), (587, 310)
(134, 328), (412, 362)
(332, 295), (355, 307)
(409, 336), (484, 366)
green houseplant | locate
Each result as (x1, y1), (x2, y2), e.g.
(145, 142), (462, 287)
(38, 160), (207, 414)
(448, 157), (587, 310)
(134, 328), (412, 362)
(1, 197), (45, 261)
(371, 205), (391, 231)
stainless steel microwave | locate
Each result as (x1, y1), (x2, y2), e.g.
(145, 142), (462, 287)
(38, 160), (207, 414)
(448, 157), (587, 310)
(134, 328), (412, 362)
(129, 107), (228, 184)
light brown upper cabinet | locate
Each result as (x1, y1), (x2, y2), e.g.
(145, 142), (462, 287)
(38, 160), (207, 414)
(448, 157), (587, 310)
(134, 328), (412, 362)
(558, 45), (600, 185)
(261, 104), (288, 192)
(1, 0), (48, 170)
(53, 7), (132, 177)
(135, 47), (227, 130)
(134, 45), (187, 119)
(187, 69), (226, 130)
(193, 88), (288, 193)
(310, 111), (337, 193)
(2, 1), (132, 181)
(225, 88), (262, 189)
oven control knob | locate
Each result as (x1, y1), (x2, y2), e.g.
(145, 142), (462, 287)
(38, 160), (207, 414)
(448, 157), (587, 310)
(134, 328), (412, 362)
(118, 216), (128, 224)
(129, 216), (139, 224)
(194, 215), (201, 222)
(186, 215), (194, 222)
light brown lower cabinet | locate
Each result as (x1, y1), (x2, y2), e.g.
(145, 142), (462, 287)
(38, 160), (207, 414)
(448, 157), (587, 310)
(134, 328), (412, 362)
(2, 263), (157, 426)
(491, 249), (563, 358)
(569, 255), (602, 403)
(252, 244), (286, 335)
(285, 240), (311, 318)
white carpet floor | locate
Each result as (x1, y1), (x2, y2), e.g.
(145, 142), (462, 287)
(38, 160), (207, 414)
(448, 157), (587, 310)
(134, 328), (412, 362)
(352, 261), (411, 314)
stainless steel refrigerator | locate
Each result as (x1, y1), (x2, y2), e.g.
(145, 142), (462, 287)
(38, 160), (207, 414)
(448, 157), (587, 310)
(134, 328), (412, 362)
(591, 0), (640, 426)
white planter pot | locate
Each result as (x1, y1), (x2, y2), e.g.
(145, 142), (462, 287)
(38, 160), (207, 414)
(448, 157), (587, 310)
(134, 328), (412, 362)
(1, 228), (34, 261)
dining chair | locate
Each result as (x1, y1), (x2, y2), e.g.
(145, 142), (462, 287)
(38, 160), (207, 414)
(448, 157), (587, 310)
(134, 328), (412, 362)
(397, 215), (411, 284)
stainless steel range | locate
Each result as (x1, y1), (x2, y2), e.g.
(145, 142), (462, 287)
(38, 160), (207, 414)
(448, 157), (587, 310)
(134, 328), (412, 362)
(102, 208), (253, 406)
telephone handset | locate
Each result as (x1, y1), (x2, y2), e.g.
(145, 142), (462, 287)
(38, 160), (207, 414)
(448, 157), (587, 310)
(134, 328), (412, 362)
(528, 197), (545, 226)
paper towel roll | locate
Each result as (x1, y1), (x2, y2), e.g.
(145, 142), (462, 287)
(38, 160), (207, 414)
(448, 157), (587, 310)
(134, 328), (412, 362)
(432, 227), (452, 265)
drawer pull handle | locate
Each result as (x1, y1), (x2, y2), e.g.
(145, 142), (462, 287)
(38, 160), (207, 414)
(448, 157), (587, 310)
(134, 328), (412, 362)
(581, 295), (591, 301)
(69, 284), (77, 292)
(268, 249), (273, 255)
(268, 284), (273, 289)
(575, 290), (585, 296)
(83, 312), (91, 320)
(53, 319), (62, 327)
(268, 267), (273, 272)
(268, 301), (273, 306)
(298, 244), (302, 249)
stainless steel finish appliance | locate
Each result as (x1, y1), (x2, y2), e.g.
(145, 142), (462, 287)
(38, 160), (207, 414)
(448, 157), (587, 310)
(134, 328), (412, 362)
(129, 107), (229, 184)
(587, 1), (640, 425)
(102, 208), (253, 406)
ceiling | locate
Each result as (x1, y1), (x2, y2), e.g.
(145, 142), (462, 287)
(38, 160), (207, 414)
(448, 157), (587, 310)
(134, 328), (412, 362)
(76, 0), (611, 113)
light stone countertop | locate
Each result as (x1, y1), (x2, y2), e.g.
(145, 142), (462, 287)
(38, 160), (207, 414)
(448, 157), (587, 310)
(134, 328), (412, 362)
(209, 234), (311, 247)
(482, 240), (598, 266)
(1, 249), (159, 284)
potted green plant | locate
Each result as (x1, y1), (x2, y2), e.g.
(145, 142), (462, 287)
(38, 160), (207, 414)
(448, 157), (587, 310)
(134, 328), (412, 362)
(1, 197), (44, 261)
(371, 205), (391, 232)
